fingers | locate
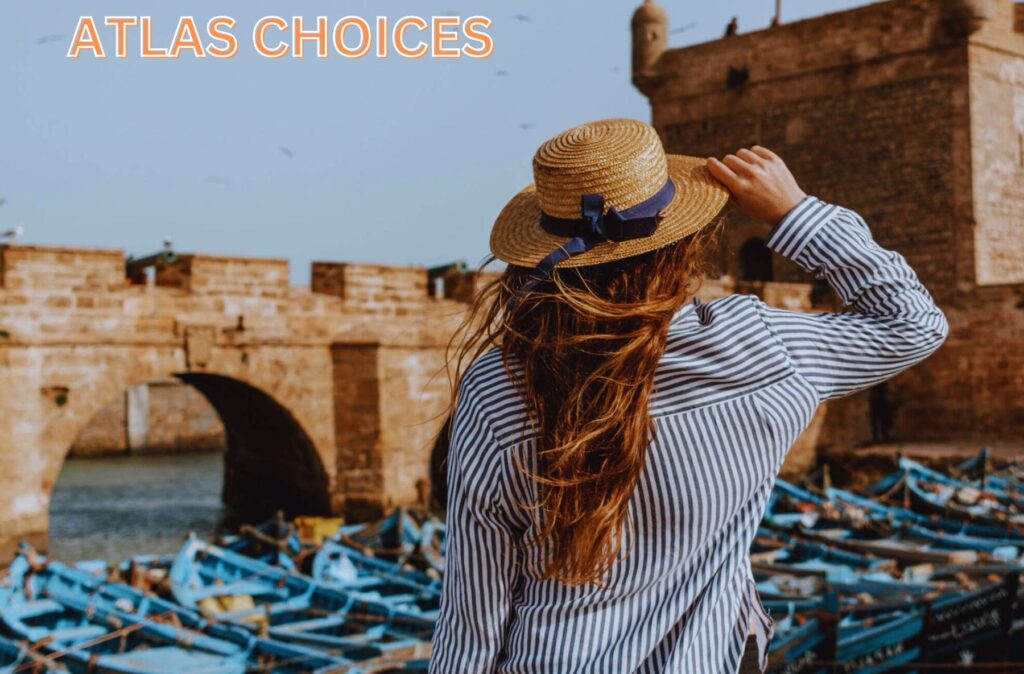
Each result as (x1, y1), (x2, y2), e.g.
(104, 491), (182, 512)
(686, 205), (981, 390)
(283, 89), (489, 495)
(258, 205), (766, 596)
(736, 148), (764, 166)
(751, 145), (780, 162)
(722, 154), (754, 176)
(706, 157), (739, 190)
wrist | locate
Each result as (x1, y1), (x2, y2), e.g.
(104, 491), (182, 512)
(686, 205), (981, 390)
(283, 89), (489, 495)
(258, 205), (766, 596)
(770, 191), (807, 227)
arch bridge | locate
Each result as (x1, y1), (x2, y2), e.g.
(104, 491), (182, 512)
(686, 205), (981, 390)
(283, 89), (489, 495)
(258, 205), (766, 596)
(0, 243), (480, 556)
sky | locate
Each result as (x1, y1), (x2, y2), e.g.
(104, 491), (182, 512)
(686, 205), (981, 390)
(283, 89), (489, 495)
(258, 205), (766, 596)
(0, 0), (879, 284)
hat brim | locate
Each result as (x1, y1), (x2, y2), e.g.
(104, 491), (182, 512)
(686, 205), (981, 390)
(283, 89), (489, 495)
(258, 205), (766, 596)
(490, 155), (729, 269)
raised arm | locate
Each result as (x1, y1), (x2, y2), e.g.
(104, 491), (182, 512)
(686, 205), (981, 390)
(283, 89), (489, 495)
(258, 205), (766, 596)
(708, 148), (948, 401)
(429, 389), (521, 673)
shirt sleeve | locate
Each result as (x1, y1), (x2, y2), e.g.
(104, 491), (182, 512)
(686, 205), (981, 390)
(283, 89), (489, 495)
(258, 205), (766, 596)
(757, 196), (949, 402)
(429, 393), (521, 673)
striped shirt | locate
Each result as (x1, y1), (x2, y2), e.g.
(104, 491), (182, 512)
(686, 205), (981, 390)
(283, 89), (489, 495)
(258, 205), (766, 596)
(430, 197), (948, 673)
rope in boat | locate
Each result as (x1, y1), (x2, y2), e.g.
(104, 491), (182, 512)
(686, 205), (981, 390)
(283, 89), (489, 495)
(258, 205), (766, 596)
(11, 610), (179, 674)
(10, 542), (434, 673)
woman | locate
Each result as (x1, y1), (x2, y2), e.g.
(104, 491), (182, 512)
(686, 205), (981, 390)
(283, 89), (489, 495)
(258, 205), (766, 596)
(430, 119), (947, 673)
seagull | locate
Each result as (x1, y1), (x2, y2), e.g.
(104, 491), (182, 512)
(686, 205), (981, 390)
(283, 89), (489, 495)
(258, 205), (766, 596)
(725, 17), (738, 37)
(520, 123), (535, 130)
(671, 22), (697, 35)
(1, 226), (24, 241)
(35, 34), (63, 45)
(514, 13), (532, 23)
(279, 145), (294, 158)
(495, 69), (509, 77)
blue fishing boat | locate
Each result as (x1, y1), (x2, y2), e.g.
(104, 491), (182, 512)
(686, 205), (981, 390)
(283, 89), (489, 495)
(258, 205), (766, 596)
(762, 593), (927, 673)
(901, 472), (1024, 529)
(3, 574), (264, 673)
(218, 511), (303, 570)
(340, 509), (445, 577)
(168, 537), (435, 658)
(896, 457), (1024, 509)
(770, 480), (1019, 565)
(3, 546), (355, 674)
(0, 630), (64, 673)
(825, 486), (1024, 542)
(834, 607), (923, 673)
(955, 448), (1024, 499)
(311, 540), (442, 610)
(765, 613), (826, 674)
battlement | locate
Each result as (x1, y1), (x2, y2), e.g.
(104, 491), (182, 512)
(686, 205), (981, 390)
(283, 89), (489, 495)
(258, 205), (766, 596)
(154, 253), (290, 295)
(311, 262), (431, 313)
(0, 245), (125, 290)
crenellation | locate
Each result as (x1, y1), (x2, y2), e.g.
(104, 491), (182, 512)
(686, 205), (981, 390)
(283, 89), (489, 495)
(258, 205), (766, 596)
(312, 261), (430, 313)
(0, 245), (124, 290)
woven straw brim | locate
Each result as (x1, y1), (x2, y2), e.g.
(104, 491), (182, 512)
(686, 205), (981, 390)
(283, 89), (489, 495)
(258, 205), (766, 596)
(490, 155), (729, 268)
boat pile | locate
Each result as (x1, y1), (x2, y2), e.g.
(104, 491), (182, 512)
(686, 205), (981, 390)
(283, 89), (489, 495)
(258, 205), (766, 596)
(760, 449), (1024, 672)
(0, 509), (441, 673)
(4, 449), (1024, 672)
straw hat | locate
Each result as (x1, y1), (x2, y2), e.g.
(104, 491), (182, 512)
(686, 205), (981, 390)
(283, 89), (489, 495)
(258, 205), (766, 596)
(490, 118), (729, 269)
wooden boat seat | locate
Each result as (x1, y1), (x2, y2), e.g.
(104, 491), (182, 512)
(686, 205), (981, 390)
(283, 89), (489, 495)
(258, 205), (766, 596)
(47, 624), (108, 643)
(190, 581), (280, 602)
(14, 599), (64, 619)
(269, 614), (347, 633)
(369, 592), (418, 605)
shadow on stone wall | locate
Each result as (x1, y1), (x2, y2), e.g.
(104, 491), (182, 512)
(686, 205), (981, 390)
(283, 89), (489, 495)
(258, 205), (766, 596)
(178, 373), (332, 522)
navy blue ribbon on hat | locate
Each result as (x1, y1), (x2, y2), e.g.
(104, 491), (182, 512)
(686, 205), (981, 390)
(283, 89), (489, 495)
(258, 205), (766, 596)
(515, 178), (675, 299)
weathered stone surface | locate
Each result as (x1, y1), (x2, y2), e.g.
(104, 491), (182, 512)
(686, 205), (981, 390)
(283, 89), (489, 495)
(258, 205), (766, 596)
(69, 380), (225, 456)
(634, 0), (1024, 472)
(0, 246), (465, 557)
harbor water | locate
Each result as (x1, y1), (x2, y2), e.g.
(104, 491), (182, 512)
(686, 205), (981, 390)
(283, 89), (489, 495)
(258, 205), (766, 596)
(48, 452), (228, 562)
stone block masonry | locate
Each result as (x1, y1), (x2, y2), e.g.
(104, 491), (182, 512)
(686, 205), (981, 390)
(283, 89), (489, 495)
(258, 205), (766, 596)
(633, 0), (1024, 461)
(69, 380), (225, 457)
(0, 244), (467, 557)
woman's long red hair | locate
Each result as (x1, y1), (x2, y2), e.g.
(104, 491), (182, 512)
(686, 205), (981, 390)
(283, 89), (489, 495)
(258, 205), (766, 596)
(447, 226), (718, 585)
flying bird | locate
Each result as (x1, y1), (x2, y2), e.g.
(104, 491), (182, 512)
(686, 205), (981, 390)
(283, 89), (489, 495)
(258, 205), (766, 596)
(206, 176), (230, 186)
(670, 22), (697, 35)
(495, 69), (509, 77)
(35, 34), (63, 45)
(514, 13), (532, 23)
(520, 123), (535, 131)
(279, 145), (294, 158)
(1, 226), (24, 241)
(724, 17), (738, 37)
(0, 197), (6, 206)
(610, 66), (621, 73)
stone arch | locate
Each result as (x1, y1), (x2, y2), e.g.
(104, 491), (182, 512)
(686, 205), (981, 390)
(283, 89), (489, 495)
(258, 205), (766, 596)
(178, 373), (330, 518)
(739, 237), (774, 282)
(32, 351), (333, 553)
